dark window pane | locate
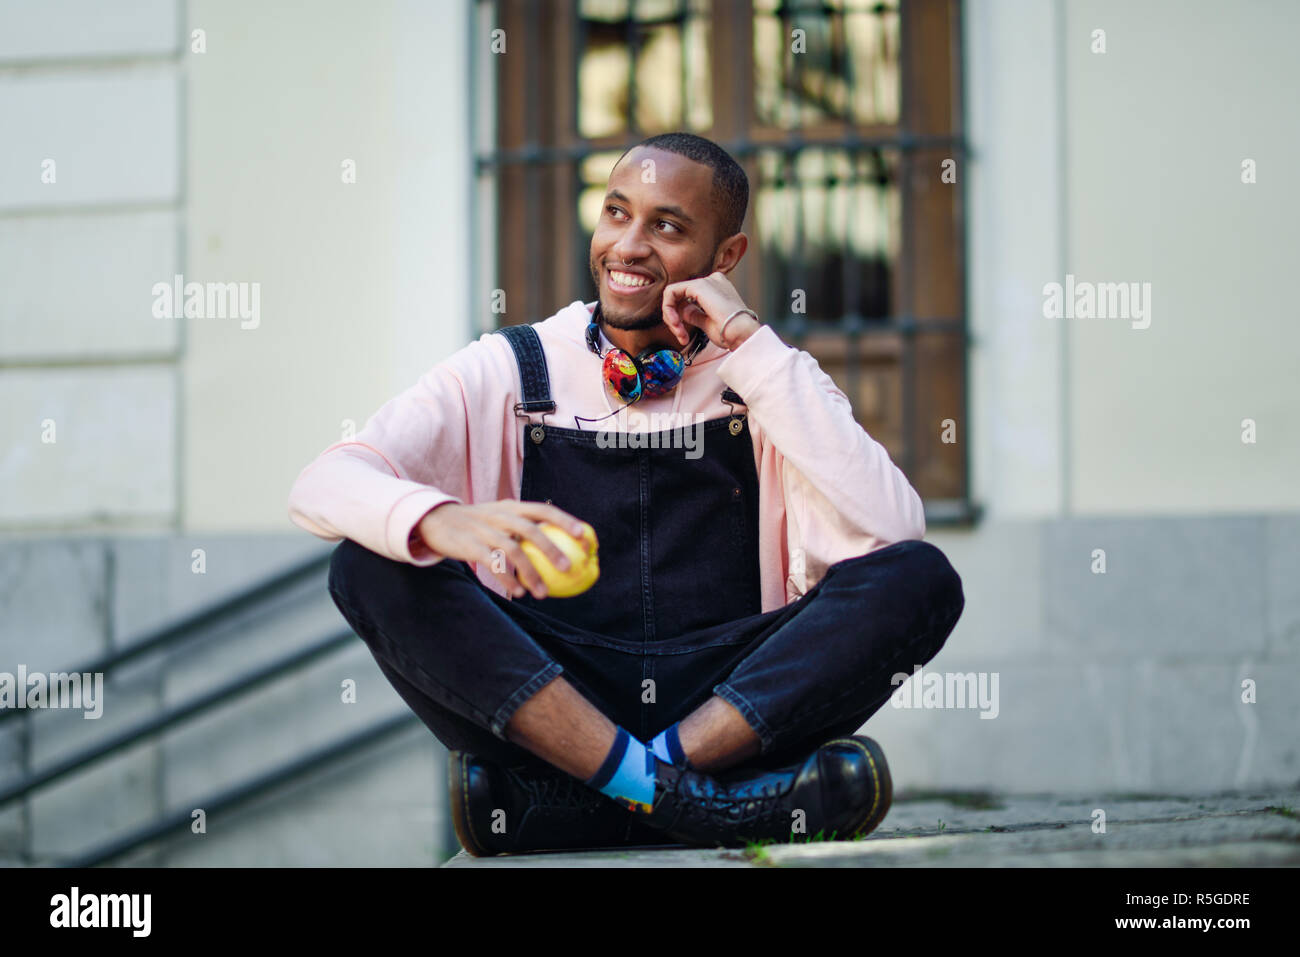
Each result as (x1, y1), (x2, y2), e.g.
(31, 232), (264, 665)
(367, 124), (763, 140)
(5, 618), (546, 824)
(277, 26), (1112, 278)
(580, 0), (712, 137)
(753, 0), (900, 129)
(755, 146), (900, 323)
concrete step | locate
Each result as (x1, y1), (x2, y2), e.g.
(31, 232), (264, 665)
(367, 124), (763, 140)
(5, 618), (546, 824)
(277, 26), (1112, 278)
(441, 788), (1300, 867)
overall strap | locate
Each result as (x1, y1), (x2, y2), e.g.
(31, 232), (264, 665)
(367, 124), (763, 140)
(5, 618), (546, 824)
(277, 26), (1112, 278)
(494, 323), (556, 415)
(721, 387), (745, 405)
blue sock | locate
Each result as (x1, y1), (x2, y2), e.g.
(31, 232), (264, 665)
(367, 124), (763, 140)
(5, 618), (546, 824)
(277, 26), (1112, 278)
(586, 727), (656, 813)
(649, 723), (689, 768)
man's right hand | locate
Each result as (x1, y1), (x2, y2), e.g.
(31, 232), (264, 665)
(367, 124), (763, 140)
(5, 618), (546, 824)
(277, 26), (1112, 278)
(414, 500), (589, 600)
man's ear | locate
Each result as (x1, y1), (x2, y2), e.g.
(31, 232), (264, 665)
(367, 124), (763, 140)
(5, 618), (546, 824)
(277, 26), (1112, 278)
(712, 232), (748, 274)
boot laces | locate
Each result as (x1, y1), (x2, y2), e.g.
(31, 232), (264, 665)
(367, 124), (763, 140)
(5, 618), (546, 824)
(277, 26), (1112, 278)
(679, 772), (793, 832)
(518, 768), (602, 811)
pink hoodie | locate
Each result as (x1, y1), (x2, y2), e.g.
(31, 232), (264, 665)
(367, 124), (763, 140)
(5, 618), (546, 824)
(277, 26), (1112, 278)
(287, 300), (925, 612)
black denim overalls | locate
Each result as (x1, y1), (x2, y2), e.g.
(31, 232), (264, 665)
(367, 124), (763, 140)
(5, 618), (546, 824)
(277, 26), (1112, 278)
(494, 322), (768, 742)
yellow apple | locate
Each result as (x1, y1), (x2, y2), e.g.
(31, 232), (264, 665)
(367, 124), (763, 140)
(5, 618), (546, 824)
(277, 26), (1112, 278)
(517, 521), (599, 597)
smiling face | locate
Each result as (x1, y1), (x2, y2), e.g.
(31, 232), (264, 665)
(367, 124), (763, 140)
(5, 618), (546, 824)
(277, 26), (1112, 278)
(588, 146), (728, 336)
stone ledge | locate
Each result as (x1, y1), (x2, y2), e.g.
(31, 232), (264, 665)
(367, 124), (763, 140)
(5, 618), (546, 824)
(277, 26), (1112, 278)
(443, 788), (1300, 867)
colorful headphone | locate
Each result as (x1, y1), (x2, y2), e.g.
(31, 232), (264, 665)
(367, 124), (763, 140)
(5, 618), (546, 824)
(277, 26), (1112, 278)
(585, 304), (707, 405)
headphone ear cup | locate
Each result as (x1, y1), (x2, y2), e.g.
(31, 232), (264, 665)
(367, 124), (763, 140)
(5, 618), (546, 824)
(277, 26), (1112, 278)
(636, 347), (687, 398)
(602, 348), (643, 402)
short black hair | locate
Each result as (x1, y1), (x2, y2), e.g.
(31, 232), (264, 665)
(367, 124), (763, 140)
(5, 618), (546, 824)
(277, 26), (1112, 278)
(617, 132), (749, 247)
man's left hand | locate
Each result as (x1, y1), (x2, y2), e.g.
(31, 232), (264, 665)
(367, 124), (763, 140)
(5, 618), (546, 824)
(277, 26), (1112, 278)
(661, 271), (761, 351)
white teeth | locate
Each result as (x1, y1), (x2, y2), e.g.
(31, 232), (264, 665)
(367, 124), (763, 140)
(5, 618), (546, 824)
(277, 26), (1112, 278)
(610, 270), (652, 288)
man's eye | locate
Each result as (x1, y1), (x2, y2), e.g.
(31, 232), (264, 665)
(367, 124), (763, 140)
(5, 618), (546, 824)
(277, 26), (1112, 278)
(605, 207), (679, 234)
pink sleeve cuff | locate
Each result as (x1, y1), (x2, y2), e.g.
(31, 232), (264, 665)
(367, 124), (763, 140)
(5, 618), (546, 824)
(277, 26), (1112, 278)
(388, 489), (460, 565)
(715, 324), (793, 399)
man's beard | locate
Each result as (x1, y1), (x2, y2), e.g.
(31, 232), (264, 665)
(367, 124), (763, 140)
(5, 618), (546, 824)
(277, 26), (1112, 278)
(597, 300), (666, 331)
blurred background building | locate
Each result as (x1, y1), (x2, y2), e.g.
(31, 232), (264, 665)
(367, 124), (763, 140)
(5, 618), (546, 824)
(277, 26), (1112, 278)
(2, 0), (1297, 866)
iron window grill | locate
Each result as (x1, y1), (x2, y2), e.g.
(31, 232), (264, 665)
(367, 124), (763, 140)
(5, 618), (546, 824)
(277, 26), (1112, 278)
(472, 0), (974, 523)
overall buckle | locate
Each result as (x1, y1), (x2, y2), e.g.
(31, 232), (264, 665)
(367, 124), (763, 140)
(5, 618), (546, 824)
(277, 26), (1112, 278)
(722, 395), (746, 435)
(514, 401), (552, 443)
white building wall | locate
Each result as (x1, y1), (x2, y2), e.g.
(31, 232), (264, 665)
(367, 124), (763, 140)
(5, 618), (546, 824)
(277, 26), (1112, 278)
(0, 0), (471, 535)
(889, 0), (1300, 795)
(1063, 0), (1300, 513)
(184, 0), (470, 531)
(0, 0), (182, 533)
(963, 0), (1066, 519)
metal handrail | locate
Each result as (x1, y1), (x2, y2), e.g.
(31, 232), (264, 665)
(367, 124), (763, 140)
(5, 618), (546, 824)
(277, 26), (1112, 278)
(0, 546), (334, 727)
(55, 712), (422, 868)
(1, 542), (452, 866)
(0, 626), (356, 805)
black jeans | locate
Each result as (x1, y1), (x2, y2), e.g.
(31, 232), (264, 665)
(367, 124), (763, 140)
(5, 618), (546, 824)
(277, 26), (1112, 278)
(327, 538), (965, 773)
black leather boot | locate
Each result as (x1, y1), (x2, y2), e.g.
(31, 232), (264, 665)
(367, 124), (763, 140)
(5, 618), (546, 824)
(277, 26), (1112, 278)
(448, 750), (683, 857)
(637, 735), (892, 848)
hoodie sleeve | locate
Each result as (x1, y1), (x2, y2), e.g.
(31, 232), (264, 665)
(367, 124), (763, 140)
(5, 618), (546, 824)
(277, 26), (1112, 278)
(715, 324), (926, 584)
(287, 335), (507, 566)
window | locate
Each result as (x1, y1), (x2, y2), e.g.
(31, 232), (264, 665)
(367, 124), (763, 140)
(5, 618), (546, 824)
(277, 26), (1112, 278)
(473, 0), (971, 521)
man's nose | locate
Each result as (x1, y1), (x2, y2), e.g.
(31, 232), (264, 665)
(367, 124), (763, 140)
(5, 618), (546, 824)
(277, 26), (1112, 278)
(612, 224), (653, 262)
